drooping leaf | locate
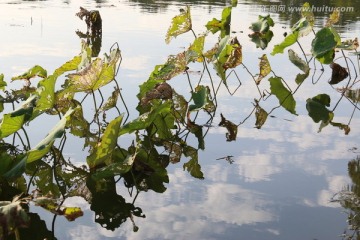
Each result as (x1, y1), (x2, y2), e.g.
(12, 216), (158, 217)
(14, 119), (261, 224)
(0, 74), (6, 90)
(311, 27), (340, 64)
(256, 54), (271, 85)
(337, 37), (359, 50)
(249, 15), (274, 34)
(344, 88), (360, 103)
(218, 113), (237, 141)
(329, 62), (348, 85)
(271, 31), (299, 55)
(254, 100), (268, 129)
(306, 94), (333, 123)
(62, 207), (84, 221)
(223, 37), (242, 70)
(0, 95), (37, 139)
(165, 6), (192, 44)
(11, 65), (47, 81)
(100, 88), (120, 112)
(330, 121), (350, 135)
(87, 115), (123, 168)
(288, 49), (309, 73)
(269, 77), (297, 115)
(187, 120), (204, 149)
(188, 35), (206, 62)
(205, 6), (231, 37)
(288, 49), (310, 84)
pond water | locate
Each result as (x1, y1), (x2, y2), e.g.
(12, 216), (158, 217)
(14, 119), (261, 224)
(0, 0), (360, 239)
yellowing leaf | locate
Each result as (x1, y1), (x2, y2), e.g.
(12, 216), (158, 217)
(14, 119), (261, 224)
(165, 6), (192, 44)
(326, 8), (340, 27)
(67, 48), (121, 92)
(256, 54), (271, 85)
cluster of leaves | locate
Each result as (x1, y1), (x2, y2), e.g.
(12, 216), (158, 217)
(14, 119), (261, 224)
(0, 1), (359, 238)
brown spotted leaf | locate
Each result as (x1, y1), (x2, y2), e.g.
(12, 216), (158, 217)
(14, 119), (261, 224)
(256, 54), (271, 85)
(329, 62), (348, 85)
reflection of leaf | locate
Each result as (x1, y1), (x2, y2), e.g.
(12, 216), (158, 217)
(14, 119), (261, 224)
(250, 15), (274, 34)
(329, 62), (348, 85)
(269, 77), (297, 115)
(218, 113), (237, 141)
(183, 146), (204, 179)
(11, 65), (47, 81)
(165, 6), (192, 44)
(301, 2), (314, 27)
(188, 85), (215, 112)
(254, 100), (268, 129)
(4, 108), (75, 179)
(326, 8), (340, 27)
(256, 54), (271, 85)
(306, 94), (333, 123)
(0, 197), (30, 237)
(330, 121), (350, 135)
(87, 115), (123, 168)
(249, 30), (273, 50)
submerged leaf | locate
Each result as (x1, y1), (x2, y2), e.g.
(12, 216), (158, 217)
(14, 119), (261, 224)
(256, 54), (271, 85)
(329, 62), (348, 85)
(165, 6), (192, 44)
(269, 77), (297, 115)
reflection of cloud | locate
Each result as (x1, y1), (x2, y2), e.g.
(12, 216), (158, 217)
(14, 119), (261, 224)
(113, 181), (274, 240)
(121, 56), (150, 71)
(236, 154), (281, 182)
(317, 175), (350, 208)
